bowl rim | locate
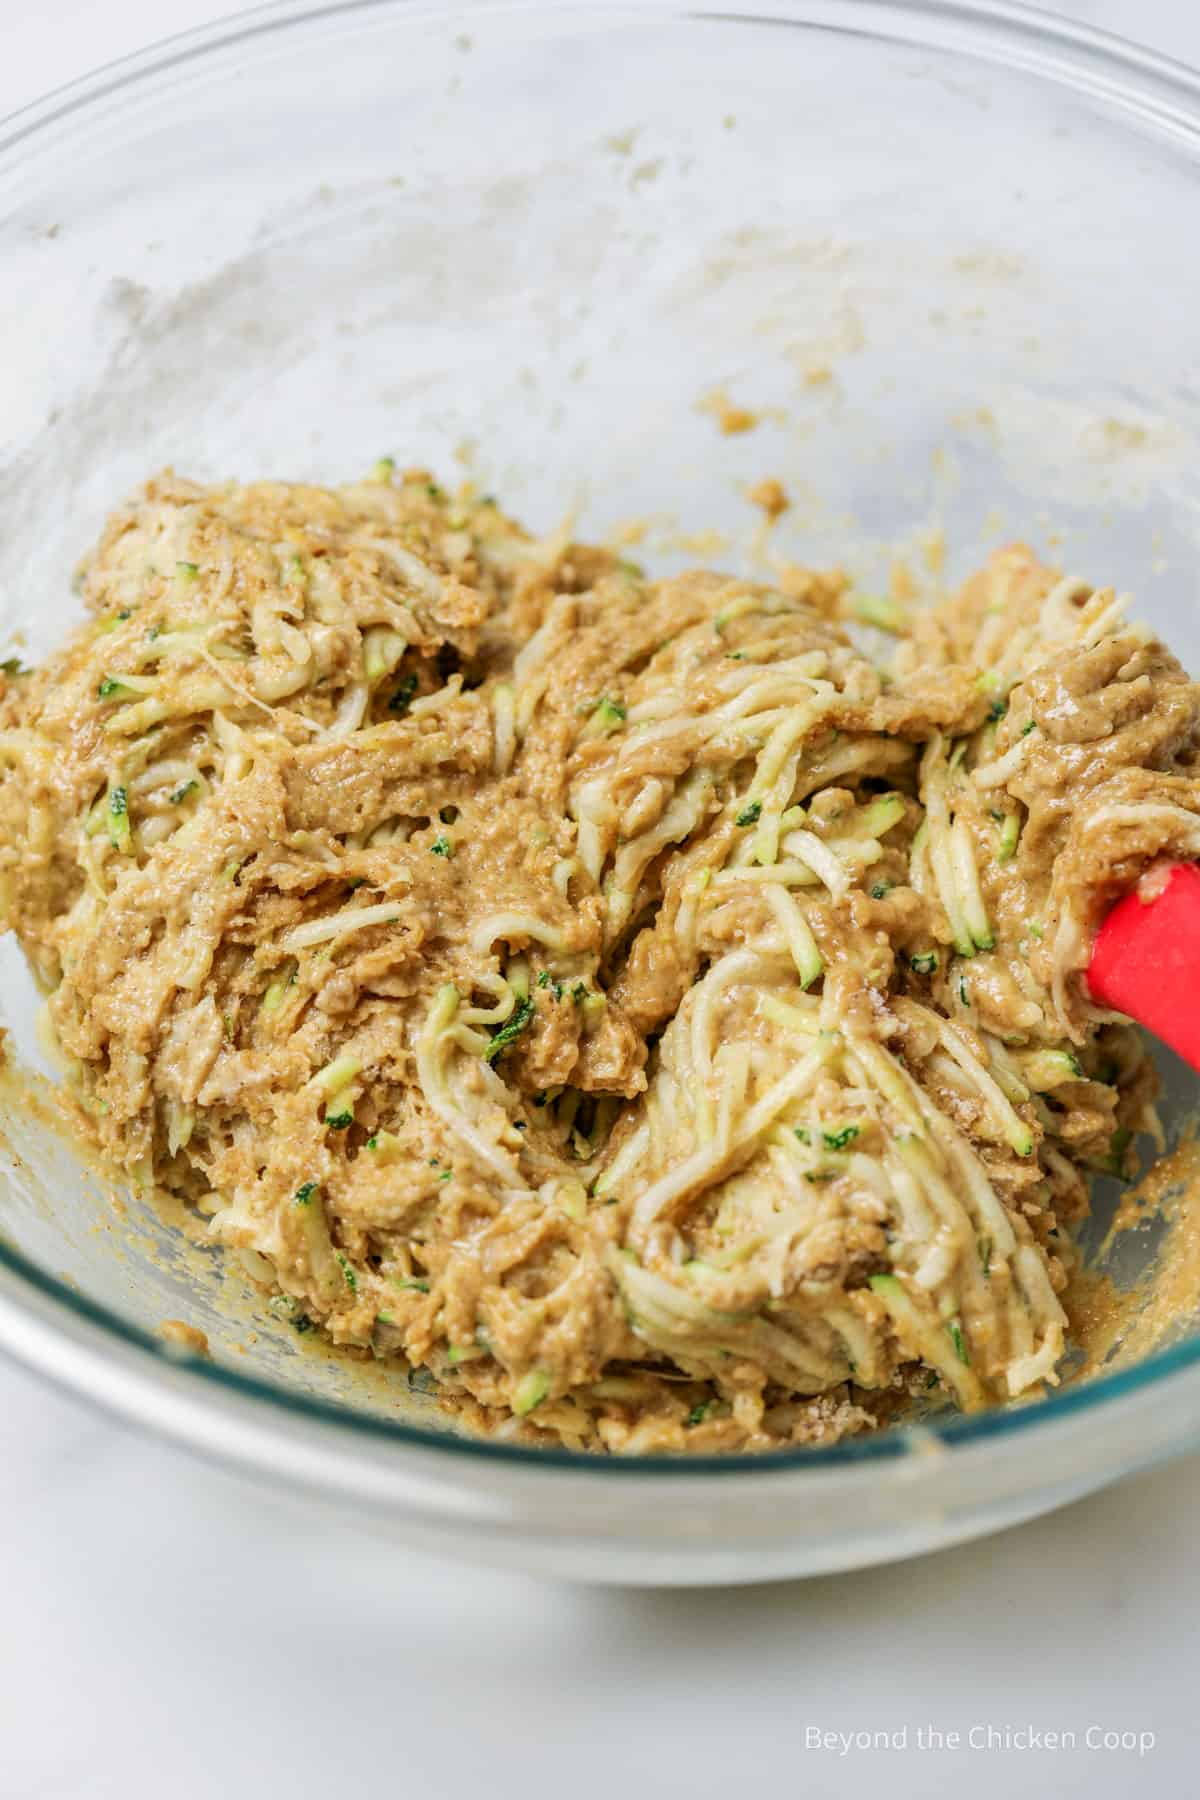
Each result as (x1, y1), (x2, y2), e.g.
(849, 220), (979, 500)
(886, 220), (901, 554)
(3, 0), (1200, 1489)
(6, 0), (1200, 160)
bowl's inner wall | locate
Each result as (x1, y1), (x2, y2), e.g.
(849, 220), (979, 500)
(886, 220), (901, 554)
(1, 5), (1198, 1432)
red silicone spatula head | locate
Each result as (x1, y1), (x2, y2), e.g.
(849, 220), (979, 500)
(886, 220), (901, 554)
(1087, 862), (1200, 1072)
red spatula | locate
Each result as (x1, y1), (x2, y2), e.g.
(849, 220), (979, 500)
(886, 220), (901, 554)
(1087, 862), (1200, 1072)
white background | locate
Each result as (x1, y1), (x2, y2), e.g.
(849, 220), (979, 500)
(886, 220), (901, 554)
(2, 3), (1200, 1796)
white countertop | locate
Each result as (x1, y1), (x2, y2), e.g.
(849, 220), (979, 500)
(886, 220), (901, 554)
(3, 3), (1200, 1796)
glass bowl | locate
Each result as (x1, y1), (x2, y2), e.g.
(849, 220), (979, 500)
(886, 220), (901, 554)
(3, 0), (1200, 1586)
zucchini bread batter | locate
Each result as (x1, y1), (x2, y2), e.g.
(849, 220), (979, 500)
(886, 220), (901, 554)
(2, 465), (1198, 1452)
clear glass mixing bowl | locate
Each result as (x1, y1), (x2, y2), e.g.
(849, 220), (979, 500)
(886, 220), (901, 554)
(3, 0), (1200, 1585)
